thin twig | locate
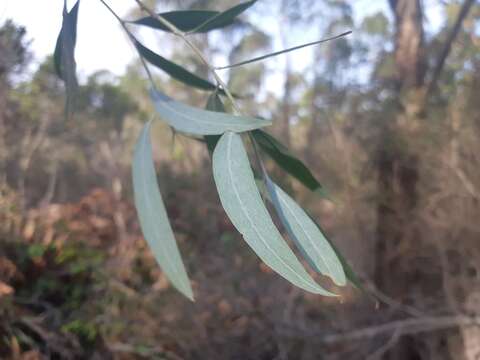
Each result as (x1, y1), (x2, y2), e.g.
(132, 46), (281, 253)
(132, 0), (269, 176)
(319, 315), (480, 344)
(216, 31), (353, 70)
(363, 279), (425, 318)
(99, 0), (156, 87)
(132, 0), (239, 113)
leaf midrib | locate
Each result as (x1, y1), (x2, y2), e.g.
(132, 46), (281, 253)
(154, 92), (262, 128)
(138, 125), (180, 278)
(225, 133), (320, 292)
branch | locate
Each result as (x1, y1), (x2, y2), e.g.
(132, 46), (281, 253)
(426, 0), (475, 97)
(132, 0), (239, 113)
(99, 0), (156, 86)
(132, 0), (269, 177)
(320, 315), (480, 344)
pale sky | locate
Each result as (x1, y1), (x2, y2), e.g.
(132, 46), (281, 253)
(1, 0), (135, 77)
(1, 0), (443, 81)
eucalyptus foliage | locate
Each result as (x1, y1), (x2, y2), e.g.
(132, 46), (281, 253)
(54, 0), (357, 300)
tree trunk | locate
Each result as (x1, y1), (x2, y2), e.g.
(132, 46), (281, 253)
(375, 1), (429, 359)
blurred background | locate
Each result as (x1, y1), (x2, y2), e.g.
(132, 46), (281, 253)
(1, 0), (480, 359)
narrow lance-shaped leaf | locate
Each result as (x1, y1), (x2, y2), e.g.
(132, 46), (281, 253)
(212, 131), (335, 295)
(252, 129), (323, 193)
(189, 0), (258, 33)
(308, 214), (366, 292)
(131, 10), (228, 33)
(54, 0), (79, 78)
(134, 38), (218, 91)
(265, 176), (346, 286)
(204, 91), (225, 154)
(54, 0), (80, 119)
(257, 179), (364, 291)
(150, 89), (270, 135)
(132, 121), (194, 300)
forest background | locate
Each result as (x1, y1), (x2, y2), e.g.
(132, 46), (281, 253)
(1, 0), (480, 359)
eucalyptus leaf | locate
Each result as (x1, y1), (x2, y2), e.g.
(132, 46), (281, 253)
(132, 10), (229, 33)
(257, 177), (362, 290)
(265, 176), (346, 286)
(54, 0), (80, 119)
(204, 91), (225, 154)
(134, 38), (217, 91)
(150, 89), (270, 135)
(310, 215), (365, 291)
(132, 121), (194, 301)
(212, 131), (335, 295)
(252, 130), (323, 192)
(189, 0), (258, 33)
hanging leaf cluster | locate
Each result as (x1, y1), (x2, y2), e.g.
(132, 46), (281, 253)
(53, 0), (359, 301)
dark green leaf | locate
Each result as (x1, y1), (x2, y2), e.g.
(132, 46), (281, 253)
(132, 10), (227, 33)
(265, 176), (346, 286)
(132, 121), (194, 300)
(54, 0), (80, 119)
(134, 38), (218, 91)
(252, 129), (323, 192)
(204, 91), (225, 154)
(54, 1), (80, 78)
(189, 0), (258, 33)
(212, 131), (335, 295)
(150, 89), (270, 135)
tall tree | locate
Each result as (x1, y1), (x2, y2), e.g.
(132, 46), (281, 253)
(375, 0), (477, 359)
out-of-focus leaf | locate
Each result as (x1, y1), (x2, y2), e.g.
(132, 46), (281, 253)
(252, 130), (323, 192)
(132, 121), (194, 301)
(265, 176), (346, 286)
(150, 89), (270, 135)
(204, 91), (225, 154)
(212, 131), (335, 295)
(132, 10), (228, 33)
(217, 31), (352, 70)
(54, 1), (79, 78)
(54, 0), (80, 119)
(189, 0), (258, 33)
(134, 38), (218, 91)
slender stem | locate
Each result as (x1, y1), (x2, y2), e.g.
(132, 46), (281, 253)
(132, 0), (269, 177)
(104, 0), (266, 176)
(132, 0), (240, 113)
(216, 31), (353, 70)
(99, 0), (156, 87)
(133, 0), (185, 36)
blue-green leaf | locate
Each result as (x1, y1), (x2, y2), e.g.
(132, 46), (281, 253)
(134, 38), (217, 91)
(132, 121), (193, 301)
(150, 89), (270, 135)
(212, 132), (335, 295)
(310, 216), (365, 291)
(190, 0), (258, 33)
(54, 0), (80, 119)
(132, 10), (226, 33)
(265, 176), (346, 286)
